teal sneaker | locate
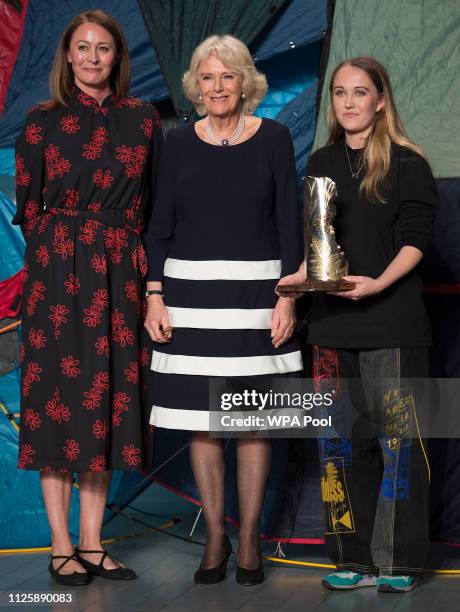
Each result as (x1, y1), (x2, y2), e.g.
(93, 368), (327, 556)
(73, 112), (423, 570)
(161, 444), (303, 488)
(322, 570), (377, 590)
(377, 575), (421, 592)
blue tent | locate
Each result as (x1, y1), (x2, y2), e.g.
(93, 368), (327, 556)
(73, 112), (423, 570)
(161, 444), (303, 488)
(1, 0), (459, 551)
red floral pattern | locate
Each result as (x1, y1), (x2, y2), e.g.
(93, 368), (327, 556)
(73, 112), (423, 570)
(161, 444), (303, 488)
(45, 144), (71, 181)
(60, 114), (80, 134)
(45, 388), (71, 423)
(92, 168), (113, 189)
(124, 280), (138, 302)
(116, 144), (147, 178)
(112, 391), (131, 427)
(95, 335), (109, 356)
(18, 444), (36, 468)
(23, 361), (42, 397)
(94, 371), (110, 392)
(77, 90), (109, 116)
(26, 281), (46, 316)
(88, 202), (102, 213)
(89, 454), (107, 471)
(25, 123), (43, 144)
(63, 439), (80, 461)
(140, 347), (150, 367)
(60, 355), (81, 377)
(29, 328), (47, 349)
(16, 92), (161, 471)
(24, 408), (41, 430)
(122, 443), (142, 466)
(49, 304), (69, 339)
(79, 219), (101, 245)
(23, 200), (40, 236)
(125, 195), (142, 224)
(103, 226), (129, 263)
(131, 245), (148, 278)
(91, 254), (107, 273)
(124, 361), (139, 384)
(16, 154), (31, 186)
(141, 117), (153, 138)
(83, 289), (109, 327)
(82, 126), (110, 160)
(92, 419), (108, 439)
(36, 245), (50, 267)
(113, 97), (142, 109)
(83, 371), (109, 410)
(63, 189), (80, 209)
(64, 273), (80, 295)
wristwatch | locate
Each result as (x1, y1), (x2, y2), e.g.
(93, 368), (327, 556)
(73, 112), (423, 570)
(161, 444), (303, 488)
(145, 289), (163, 298)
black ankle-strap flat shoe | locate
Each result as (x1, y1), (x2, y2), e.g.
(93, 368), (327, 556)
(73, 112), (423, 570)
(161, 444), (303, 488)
(74, 548), (137, 580)
(236, 562), (264, 586)
(194, 535), (233, 585)
(48, 554), (89, 586)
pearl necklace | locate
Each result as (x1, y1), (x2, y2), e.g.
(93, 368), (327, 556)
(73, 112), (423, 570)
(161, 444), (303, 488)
(344, 139), (365, 179)
(206, 113), (245, 146)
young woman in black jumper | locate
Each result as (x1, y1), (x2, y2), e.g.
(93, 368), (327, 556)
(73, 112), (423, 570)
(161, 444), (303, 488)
(279, 57), (437, 593)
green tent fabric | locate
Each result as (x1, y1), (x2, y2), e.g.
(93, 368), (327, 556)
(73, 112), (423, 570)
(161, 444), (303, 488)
(137, 0), (288, 116)
(312, 0), (460, 178)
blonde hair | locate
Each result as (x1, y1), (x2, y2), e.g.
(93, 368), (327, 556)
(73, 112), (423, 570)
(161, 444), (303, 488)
(183, 35), (267, 116)
(327, 56), (426, 203)
(43, 10), (130, 109)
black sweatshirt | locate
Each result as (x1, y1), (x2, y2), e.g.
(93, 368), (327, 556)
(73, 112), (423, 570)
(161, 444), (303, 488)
(306, 139), (438, 348)
(145, 119), (303, 281)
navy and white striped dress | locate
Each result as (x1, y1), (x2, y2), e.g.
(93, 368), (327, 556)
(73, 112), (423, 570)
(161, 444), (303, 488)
(146, 119), (303, 430)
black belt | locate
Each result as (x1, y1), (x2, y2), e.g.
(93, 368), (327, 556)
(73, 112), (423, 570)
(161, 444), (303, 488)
(47, 207), (126, 227)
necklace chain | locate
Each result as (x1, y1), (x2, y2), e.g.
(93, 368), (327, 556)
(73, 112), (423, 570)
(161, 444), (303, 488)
(344, 139), (365, 179)
(206, 113), (245, 146)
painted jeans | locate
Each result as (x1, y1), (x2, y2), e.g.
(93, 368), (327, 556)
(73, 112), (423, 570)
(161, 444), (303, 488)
(313, 346), (430, 577)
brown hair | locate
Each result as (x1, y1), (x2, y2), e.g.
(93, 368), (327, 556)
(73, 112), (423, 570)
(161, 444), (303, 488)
(43, 10), (130, 108)
(327, 56), (426, 203)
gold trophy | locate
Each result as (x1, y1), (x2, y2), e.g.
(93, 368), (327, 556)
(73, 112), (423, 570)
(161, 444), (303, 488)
(277, 176), (355, 294)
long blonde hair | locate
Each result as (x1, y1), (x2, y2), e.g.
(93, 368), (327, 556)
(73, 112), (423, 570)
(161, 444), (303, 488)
(43, 10), (130, 109)
(327, 56), (426, 203)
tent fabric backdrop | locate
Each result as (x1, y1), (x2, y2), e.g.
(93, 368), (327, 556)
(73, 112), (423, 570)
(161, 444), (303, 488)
(312, 0), (460, 178)
(0, 0), (328, 547)
(137, 0), (289, 116)
(1, 0), (460, 548)
(0, 0), (28, 115)
(252, 0), (326, 62)
(255, 40), (322, 180)
(0, 0), (168, 148)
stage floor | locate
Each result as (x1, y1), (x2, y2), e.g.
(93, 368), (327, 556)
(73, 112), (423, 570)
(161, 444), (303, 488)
(1, 484), (459, 611)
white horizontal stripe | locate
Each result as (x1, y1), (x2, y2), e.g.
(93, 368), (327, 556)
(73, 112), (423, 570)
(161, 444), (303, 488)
(150, 406), (210, 431)
(151, 350), (302, 377)
(168, 307), (273, 329)
(164, 258), (282, 280)
(150, 405), (307, 432)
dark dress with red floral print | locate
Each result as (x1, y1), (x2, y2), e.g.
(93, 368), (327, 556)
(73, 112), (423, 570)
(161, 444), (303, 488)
(14, 87), (162, 472)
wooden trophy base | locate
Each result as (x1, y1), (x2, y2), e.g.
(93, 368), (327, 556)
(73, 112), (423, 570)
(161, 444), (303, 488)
(276, 279), (356, 295)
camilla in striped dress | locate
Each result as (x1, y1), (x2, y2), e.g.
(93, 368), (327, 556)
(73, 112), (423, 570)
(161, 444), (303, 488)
(144, 35), (303, 585)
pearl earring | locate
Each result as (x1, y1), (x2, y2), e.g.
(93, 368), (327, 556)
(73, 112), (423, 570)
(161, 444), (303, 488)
(241, 93), (245, 99)
(198, 95), (202, 100)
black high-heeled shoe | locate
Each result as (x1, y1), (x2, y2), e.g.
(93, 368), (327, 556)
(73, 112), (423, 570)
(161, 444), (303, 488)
(48, 554), (89, 586)
(74, 548), (137, 580)
(236, 560), (264, 586)
(194, 535), (233, 585)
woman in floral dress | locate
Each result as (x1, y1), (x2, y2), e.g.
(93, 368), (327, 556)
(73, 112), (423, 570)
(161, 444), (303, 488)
(13, 10), (162, 585)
